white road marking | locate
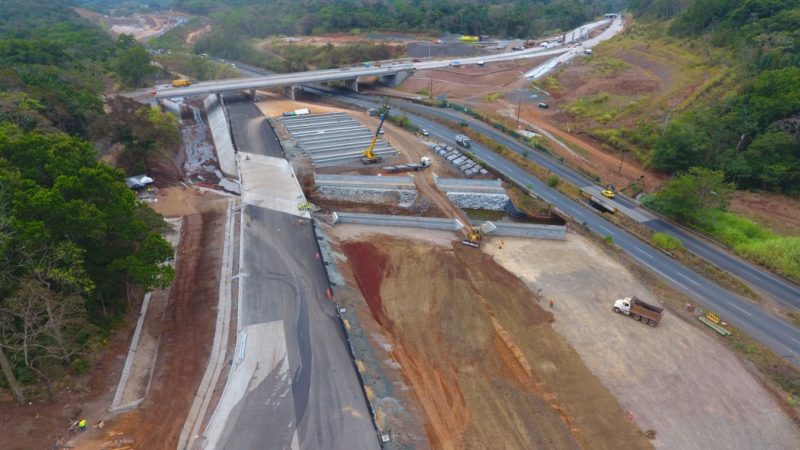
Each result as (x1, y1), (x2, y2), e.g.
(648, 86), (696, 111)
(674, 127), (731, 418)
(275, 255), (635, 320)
(732, 304), (753, 317)
(791, 338), (800, 345)
(634, 247), (653, 259)
(678, 273), (701, 286)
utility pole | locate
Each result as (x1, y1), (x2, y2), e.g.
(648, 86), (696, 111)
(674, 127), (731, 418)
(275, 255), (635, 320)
(618, 150), (627, 175)
(516, 96), (522, 128)
(430, 77), (433, 100)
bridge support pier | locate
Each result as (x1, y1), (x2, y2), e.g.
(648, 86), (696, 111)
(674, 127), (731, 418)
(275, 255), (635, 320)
(378, 71), (411, 88)
(344, 78), (359, 93)
(282, 85), (297, 100)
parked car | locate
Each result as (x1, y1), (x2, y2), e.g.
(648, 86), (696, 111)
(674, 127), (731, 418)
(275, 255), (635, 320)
(422, 128), (430, 136)
(538, 102), (550, 109)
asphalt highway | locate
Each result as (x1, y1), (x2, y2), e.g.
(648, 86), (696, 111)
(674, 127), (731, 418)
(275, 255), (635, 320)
(313, 90), (800, 362)
(345, 94), (800, 311)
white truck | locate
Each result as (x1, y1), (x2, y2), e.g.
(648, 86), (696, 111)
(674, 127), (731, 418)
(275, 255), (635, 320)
(613, 296), (664, 327)
(455, 134), (471, 148)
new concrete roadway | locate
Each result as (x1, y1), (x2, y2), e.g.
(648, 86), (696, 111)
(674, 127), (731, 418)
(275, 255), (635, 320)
(312, 90), (800, 362)
(201, 102), (377, 449)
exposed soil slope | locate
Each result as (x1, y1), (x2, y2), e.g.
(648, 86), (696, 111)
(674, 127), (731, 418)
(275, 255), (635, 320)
(342, 237), (651, 450)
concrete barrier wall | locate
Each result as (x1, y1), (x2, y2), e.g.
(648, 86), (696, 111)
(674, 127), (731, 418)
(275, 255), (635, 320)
(203, 94), (238, 179)
(315, 174), (415, 190)
(478, 221), (567, 240)
(435, 176), (503, 191)
(334, 212), (464, 231)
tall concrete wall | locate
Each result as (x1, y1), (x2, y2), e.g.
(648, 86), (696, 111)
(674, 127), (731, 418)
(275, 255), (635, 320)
(445, 192), (508, 210)
(334, 212), (464, 231)
(203, 94), (238, 179)
(478, 221), (567, 240)
(316, 174), (415, 190)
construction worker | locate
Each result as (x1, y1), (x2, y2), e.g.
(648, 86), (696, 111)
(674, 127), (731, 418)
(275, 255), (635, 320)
(549, 299), (554, 309)
(78, 419), (87, 431)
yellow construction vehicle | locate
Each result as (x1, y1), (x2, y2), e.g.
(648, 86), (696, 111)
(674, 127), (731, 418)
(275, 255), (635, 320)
(362, 99), (389, 164)
(462, 226), (482, 248)
(172, 78), (192, 87)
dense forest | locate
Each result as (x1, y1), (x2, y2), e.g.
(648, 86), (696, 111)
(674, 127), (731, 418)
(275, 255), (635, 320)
(630, 0), (800, 194)
(0, 0), (176, 402)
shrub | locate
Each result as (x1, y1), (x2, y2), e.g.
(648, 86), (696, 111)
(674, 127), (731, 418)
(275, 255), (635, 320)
(547, 175), (561, 187)
(652, 232), (685, 252)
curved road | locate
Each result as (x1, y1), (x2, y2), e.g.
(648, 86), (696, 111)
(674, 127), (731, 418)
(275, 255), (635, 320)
(310, 90), (800, 362)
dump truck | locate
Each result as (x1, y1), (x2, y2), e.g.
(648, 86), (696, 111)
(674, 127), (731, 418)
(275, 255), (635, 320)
(383, 157), (431, 173)
(455, 134), (471, 148)
(613, 296), (664, 327)
(172, 79), (192, 87)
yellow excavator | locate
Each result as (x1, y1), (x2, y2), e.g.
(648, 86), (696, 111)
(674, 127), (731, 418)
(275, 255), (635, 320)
(362, 100), (389, 164)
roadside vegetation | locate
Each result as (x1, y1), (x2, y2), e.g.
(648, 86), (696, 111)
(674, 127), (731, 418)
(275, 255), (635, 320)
(645, 168), (800, 282)
(155, 53), (240, 81)
(0, 1), (177, 403)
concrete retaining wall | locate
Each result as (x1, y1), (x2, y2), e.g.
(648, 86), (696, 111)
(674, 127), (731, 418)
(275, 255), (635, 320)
(446, 192), (509, 210)
(334, 212), (464, 231)
(434, 175), (508, 210)
(203, 94), (238, 178)
(315, 174), (418, 207)
(318, 187), (417, 207)
(478, 221), (567, 240)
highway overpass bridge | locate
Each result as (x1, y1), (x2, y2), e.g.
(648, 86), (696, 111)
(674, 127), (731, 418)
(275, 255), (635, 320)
(150, 16), (620, 100)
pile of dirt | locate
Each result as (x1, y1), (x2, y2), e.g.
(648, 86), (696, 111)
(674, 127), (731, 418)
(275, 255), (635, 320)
(342, 237), (650, 450)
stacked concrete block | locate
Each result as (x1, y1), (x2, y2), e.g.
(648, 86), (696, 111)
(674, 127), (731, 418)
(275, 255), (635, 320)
(431, 144), (488, 177)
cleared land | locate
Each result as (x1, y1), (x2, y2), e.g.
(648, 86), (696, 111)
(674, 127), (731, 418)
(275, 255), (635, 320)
(336, 230), (651, 450)
(484, 233), (800, 450)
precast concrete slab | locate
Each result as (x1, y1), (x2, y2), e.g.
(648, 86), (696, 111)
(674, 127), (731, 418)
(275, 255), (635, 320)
(279, 113), (396, 167)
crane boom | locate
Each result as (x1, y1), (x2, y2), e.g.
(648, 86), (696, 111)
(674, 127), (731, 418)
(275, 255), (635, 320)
(362, 99), (389, 164)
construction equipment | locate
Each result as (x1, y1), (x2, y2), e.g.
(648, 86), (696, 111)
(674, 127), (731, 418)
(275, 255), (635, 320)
(462, 226), (483, 248)
(362, 99), (389, 165)
(171, 78), (192, 87)
(613, 296), (664, 327)
(383, 157), (431, 173)
(461, 221), (497, 248)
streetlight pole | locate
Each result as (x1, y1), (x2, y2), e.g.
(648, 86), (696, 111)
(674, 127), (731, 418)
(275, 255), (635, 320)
(618, 150), (627, 175)
(516, 95), (522, 128)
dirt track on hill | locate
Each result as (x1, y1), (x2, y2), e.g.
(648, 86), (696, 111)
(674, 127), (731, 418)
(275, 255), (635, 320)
(342, 236), (651, 450)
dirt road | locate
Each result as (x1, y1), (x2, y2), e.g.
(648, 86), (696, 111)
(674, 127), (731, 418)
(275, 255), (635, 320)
(340, 234), (650, 450)
(484, 233), (800, 450)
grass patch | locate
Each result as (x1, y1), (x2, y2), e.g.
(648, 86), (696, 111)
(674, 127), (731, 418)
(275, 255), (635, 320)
(651, 232), (685, 252)
(695, 210), (800, 283)
(787, 312), (800, 328)
(529, 75), (562, 96)
(484, 92), (503, 102)
(588, 55), (629, 77)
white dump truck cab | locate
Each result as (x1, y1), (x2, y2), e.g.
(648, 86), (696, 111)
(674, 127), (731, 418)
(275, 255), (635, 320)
(421, 157), (431, 167)
(613, 297), (632, 315)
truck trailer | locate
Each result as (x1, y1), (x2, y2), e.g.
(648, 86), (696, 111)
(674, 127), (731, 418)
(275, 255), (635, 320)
(613, 296), (664, 327)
